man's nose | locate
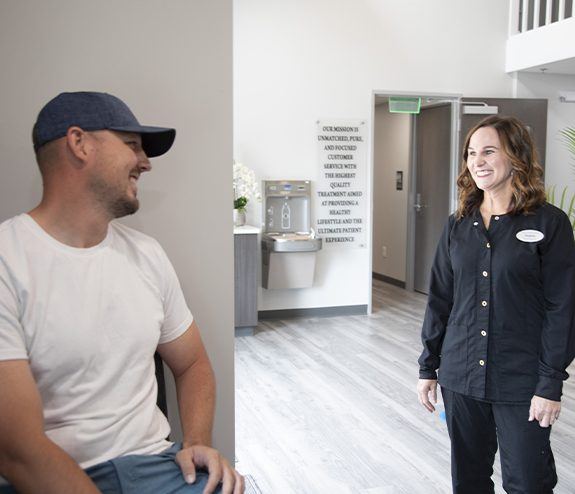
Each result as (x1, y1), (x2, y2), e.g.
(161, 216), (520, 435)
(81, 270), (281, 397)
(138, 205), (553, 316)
(138, 151), (152, 172)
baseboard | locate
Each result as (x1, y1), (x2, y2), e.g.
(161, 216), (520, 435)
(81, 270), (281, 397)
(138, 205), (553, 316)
(258, 304), (368, 320)
(235, 326), (256, 337)
(372, 272), (406, 289)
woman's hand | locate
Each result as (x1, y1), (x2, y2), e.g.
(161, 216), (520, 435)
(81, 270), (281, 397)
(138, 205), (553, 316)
(529, 395), (561, 428)
(417, 379), (438, 412)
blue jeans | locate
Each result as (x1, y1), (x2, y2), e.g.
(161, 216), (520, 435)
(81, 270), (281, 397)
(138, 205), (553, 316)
(0, 443), (221, 494)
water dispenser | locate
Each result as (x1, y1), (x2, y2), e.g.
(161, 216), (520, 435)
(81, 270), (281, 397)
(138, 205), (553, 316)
(261, 180), (322, 289)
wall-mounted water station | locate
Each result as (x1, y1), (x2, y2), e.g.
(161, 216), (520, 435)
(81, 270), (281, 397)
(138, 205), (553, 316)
(261, 180), (322, 289)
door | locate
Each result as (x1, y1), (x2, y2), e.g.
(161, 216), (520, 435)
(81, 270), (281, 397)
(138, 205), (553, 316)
(413, 104), (452, 294)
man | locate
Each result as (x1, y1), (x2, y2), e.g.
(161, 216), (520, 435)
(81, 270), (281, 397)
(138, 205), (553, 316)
(0, 92), (244, 494)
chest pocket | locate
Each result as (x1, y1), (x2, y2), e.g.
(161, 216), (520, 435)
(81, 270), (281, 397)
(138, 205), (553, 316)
(492, 230), (542, 284)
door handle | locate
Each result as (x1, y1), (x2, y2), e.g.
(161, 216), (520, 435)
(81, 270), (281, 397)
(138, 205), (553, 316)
(414, 193), (427, 213)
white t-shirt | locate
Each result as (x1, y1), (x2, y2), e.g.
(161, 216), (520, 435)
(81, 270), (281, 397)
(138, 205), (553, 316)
(0, 214), (193, 469)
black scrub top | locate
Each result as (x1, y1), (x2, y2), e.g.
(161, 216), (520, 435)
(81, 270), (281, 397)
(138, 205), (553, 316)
(418, 202), (575, 403)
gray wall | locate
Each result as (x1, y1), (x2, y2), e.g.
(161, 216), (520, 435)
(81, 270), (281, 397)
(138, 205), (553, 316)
(0, 1), (235, 459)
(372, 104), (411, 282)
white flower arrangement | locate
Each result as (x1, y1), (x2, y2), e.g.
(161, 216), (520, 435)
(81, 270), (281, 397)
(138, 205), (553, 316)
(233, 161), (261, 212)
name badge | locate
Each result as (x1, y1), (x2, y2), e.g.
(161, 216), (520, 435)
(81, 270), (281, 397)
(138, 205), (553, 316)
(516, 229), (544, 242)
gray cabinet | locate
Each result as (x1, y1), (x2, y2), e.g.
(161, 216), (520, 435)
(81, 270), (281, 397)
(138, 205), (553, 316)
(234, 232), (258, 334)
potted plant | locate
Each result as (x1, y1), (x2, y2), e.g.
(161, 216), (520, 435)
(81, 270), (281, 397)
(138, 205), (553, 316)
(233, 161), (261, 227)
(548, 127), (575, 233)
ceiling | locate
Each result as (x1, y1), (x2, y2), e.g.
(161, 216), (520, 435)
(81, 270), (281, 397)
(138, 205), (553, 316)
(525, 57), (575, 75)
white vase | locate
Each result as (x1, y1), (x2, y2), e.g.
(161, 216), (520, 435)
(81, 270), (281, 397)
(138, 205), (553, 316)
(234, 209), (246, 227)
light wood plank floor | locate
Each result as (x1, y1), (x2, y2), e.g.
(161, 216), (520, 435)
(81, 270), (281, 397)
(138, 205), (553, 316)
(235, 279), (575, 493)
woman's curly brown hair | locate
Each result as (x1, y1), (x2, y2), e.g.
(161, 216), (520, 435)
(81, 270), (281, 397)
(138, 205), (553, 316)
(456, 115), (546, 219)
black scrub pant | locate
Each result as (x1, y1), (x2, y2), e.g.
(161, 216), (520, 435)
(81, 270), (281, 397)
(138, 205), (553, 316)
(441, 388), (557, 494)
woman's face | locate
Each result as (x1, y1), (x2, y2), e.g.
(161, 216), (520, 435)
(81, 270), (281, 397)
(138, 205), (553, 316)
(466, 126), (513, 194)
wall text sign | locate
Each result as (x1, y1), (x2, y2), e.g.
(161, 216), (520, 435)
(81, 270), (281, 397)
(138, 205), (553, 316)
(316, 120), (367, 248)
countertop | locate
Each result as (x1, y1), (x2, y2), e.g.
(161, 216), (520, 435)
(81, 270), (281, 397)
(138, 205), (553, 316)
(234, 225), (260, 235)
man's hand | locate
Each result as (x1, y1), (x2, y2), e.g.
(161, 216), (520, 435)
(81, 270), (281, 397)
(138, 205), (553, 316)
(529, 395), (561, 428)
(176, 444), (244, 494)
(159, 325), (244, 493)
(417, 379), (438, 413)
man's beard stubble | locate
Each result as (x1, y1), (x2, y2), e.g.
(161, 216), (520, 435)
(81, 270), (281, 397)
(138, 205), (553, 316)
(87, 175), (139, 219)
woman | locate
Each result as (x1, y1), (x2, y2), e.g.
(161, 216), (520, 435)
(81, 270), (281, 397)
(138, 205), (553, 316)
(417, 115), (575, 493)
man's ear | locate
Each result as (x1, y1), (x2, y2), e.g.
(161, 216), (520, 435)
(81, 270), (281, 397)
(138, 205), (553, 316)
(65, 126), (93, 164)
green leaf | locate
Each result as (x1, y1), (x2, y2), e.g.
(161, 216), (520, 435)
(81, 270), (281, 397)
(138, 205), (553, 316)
(234, 196), (248, 210)
(547, 183), (575, 234)
(547, 184), (556, 204)
(568, 193), (575, 221)
(560, 186), (568, 210)
(560, 127), (575, 173)
(560, 127), (575, 150)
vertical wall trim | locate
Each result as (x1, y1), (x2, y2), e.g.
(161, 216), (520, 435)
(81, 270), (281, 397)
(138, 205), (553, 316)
(368, 92), (377, 315)
(406, 113), (417, 292)
(450, 101), (461, 214)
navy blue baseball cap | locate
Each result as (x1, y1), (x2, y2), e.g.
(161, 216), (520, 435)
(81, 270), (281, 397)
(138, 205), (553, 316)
(32, 91), (176, 157)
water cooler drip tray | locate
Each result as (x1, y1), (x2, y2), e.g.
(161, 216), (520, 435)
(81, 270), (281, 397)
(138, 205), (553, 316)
(262, 232), (322, 253)
(261, 233), (322, 289)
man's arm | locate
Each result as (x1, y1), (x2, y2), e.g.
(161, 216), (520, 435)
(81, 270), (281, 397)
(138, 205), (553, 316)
(158, 321), (244, 494)
(157, 320), (216, 447)
(0, 360), (100, 494)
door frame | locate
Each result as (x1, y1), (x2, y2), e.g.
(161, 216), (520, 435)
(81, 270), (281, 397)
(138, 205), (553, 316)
(370, 90), (461, 307)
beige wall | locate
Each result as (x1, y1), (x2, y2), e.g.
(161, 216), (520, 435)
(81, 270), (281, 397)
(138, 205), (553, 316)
(0, 0), (235, 459)
(372, 105), (411, 282)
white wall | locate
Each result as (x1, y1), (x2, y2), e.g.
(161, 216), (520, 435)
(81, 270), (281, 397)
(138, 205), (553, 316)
(0, 0), (235, 460)
(506, 17), (575, 72)
(515, 72), (575, 199)
(372, 105), (411, 282)
(235, 0), (514, 311)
